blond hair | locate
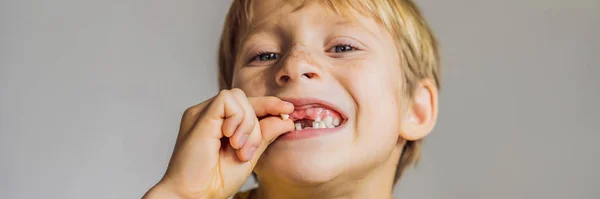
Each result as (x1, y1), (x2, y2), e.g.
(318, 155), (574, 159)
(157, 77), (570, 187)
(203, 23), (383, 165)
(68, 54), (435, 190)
(218, 0), (440, 183)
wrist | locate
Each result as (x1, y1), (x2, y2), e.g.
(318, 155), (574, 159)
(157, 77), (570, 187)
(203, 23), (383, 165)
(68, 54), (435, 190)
(143, 183), (189, 199)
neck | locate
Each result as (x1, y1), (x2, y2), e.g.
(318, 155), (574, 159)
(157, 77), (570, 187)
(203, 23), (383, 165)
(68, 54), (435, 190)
(254, 148), (401, 199)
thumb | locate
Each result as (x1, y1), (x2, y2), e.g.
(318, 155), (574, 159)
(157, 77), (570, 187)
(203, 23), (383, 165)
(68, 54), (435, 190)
(249, 116), (294, 165)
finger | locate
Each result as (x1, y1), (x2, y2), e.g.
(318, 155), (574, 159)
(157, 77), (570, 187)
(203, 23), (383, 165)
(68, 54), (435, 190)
(228, 89), (256, 150)
(218, 91), (244, 138)
(190, 90), (244, 141)
(238, 116), (294, 163)
(257, 116), (295, 147)
(247, 97), (294, 117)
(236, 118), (261, 162)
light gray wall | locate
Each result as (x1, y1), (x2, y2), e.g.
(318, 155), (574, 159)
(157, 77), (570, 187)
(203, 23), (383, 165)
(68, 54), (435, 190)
(395, 1), (599, 199)
(0, 0), (228, 198)
(0, 0), (597, 199)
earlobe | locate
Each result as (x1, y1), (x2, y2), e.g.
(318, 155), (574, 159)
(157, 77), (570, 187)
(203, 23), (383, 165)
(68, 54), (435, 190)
(399, 79), (439, 141)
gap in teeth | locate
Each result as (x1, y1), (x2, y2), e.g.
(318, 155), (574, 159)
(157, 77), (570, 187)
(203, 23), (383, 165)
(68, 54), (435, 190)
(294, 116), (339, 131)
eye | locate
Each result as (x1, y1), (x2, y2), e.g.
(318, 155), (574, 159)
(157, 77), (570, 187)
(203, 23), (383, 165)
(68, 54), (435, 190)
(328, 43), (359, 53)
(252, 52), (279, 62)
(334, 45), (354, 53)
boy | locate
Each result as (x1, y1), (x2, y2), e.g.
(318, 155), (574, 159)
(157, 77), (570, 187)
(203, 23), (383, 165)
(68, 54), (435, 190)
(144, 0), (439, 198)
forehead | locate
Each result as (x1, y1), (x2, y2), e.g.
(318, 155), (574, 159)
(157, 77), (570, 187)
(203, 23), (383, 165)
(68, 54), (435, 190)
(241, 0), (384, 37)
(249, 0), (348, 28)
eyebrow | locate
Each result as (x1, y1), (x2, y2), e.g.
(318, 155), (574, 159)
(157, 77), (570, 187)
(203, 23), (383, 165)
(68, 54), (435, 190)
(331, 17), (380, 39)
(239, 13), (381, 53)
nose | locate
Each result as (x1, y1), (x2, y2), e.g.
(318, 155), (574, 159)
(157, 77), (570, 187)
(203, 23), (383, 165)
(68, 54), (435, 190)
(275, 46), (321, 86)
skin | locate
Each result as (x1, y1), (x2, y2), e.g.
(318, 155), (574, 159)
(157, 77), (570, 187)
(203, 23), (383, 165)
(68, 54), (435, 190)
(144, 1), (438, 199)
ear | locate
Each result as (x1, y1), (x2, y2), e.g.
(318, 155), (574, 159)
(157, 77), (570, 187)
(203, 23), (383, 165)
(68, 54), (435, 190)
(400, 79), (439, 141)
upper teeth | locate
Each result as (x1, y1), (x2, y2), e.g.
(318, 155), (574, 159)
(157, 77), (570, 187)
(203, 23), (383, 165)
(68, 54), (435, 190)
(311, 121), (318, 128)
(281, 114), (290, 120)
(323, 116), (333, 127)
(312, 121), (326, 129)
(292, 116), (342, 131)
(332, 118), (340, 126)
(291, 116), (338, 130)
(324, 116), (340, 128)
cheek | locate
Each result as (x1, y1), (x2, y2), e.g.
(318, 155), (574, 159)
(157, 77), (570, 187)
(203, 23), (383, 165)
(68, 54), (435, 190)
(232, 68), (271, 96)
(338, 59), (402, 141)
(332, 59), (403, 173)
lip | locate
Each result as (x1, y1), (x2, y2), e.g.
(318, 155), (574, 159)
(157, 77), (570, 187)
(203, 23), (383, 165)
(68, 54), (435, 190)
(278, 97), (348, 141)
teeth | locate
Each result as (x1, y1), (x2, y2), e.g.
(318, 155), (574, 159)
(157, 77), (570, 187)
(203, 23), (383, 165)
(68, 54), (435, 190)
(304, 117), (340, 129)
(281, 114), (290, 120)
(323, 116), (332, 124)
(323, 116), (333, 128)
(317, 121), (325, 129)
(332, 118), (340, 126)
(312, 121), (320, 128)
(309, 117), (339, 129)
(295, 123), (302, 131)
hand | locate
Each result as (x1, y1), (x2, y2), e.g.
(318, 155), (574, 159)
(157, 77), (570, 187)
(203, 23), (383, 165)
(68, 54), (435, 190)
(143, 89), (294, 199)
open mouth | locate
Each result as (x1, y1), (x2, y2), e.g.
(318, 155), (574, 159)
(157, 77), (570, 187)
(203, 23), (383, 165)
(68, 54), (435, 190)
(277, 98), (347, 140)
(279, 98), (347, 134)
(289, 106), (344, 131)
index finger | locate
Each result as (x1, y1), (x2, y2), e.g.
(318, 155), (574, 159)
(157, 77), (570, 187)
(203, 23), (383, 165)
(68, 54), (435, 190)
(247, 97), (294, 117)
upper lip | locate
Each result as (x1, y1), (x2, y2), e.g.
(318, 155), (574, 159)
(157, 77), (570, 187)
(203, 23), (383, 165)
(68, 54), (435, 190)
(279, 97), (348, 121)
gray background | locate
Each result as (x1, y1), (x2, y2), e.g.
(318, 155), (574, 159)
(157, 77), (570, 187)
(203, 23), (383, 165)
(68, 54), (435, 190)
(0, 0), (598, 198)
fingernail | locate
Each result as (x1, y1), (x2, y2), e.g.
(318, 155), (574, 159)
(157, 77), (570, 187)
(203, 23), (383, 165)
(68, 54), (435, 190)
(239, 134), (248, 148)
(246, 147), (257, 160)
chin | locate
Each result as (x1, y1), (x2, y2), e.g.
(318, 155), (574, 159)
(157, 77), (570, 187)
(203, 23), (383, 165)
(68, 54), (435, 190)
(270, 160), (341, 184)
(255, 143), (349, 185)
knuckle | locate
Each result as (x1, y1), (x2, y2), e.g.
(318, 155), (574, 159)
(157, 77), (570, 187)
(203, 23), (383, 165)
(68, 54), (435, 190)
(217, 89), (230, 97)
(232, 109), (243, 119)
(244, 103), (255, 114)
(182, 106), (198, 118)
(246, 117), (257, 127)
(230, 88), (245, 95)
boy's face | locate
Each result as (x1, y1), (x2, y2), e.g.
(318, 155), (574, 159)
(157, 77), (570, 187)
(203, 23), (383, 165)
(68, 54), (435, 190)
(232, 1), (409, 184)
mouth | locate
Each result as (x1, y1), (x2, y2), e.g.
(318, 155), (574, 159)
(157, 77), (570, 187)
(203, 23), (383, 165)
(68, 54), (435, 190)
(279, 98), (348, 140)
